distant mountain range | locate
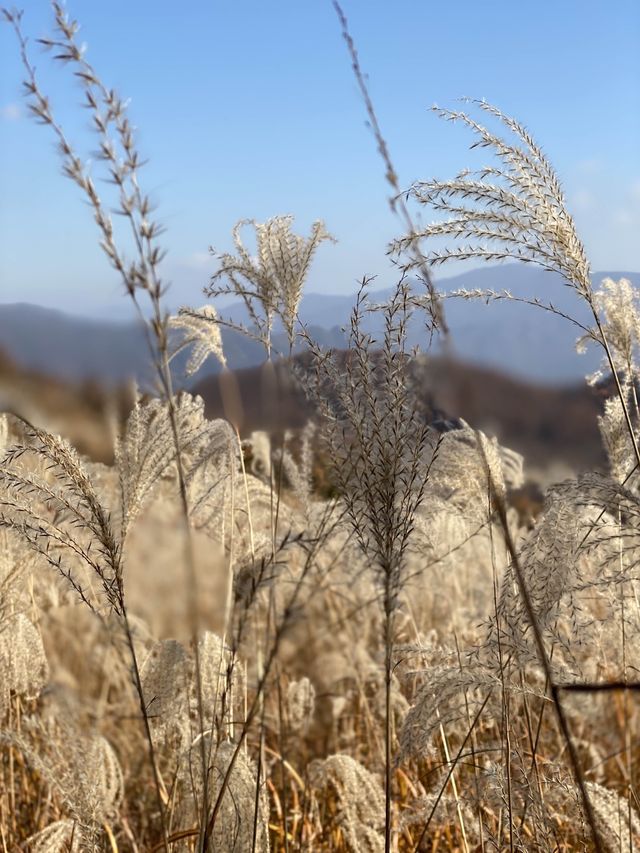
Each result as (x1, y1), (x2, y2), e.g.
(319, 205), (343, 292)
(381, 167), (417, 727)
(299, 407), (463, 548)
(0, 303), (345, 388)
(1, 265), (638, 386)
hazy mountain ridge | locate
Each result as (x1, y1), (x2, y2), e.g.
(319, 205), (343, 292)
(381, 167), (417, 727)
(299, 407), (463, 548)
(1, 265), (637, 385)
(0, 302), (345, 386)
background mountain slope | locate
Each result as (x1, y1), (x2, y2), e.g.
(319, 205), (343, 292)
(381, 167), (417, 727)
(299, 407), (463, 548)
(1, 265), (637, 385)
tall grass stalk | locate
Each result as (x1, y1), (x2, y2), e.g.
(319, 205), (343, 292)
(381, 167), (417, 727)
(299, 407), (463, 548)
(483, 446), (605, 852)
(332, 1), (446, 334)
(1, 6), (213, 847)
(307, 279), (441, 851)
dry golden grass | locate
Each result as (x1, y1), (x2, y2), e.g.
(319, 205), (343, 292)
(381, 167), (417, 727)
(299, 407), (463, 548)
(2, 4), (640, 851)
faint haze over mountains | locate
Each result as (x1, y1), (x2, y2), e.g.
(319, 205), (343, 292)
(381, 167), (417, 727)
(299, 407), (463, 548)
(1, 265), (637, 386)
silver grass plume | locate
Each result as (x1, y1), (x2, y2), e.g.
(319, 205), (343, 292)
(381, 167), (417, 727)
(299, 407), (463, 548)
(174, 739), (269, 852)
(492, 484), (584, 667)
(196, 630), (243, 734)
(0, 420), (122, 614)
(206, 215), (335, 353)
(307, 279), (439, 607)
(393, 102), (640, 477)
(0, 396), (234, 609)
(0, 612), (49, 718)
(209, 741), (270, 852)
(398, 652), (506, 760)
(420, 419), (520, 521)
(169, 304), (227, 376)
(0, 441), (49, 717)
(578, 278), (640, 486)
(143, 631), (242, 717)
(392, 100), (591, 299)
(400, 470), (640, 750)
(586, 782), (640, 852)
(399, 792), (479, 848)
(309, 754), (386, 853)
(140, 638), (191, 747)
(116, 392), (234, 538)
(193, 460), (289, 564)
(578, 277), (640, 385)
(491, 472), (640, 677)
(245, 430), (273, 482)
(3, 712), (123, 851)
(273, 422), (317, 518)
(287, 676), (316, 732)
(409, 426), (523, 631)
(141, 633), (244, 771)
(27, 820), (83, 853)
(599, 390), (639, 487)
(392, 99), (592, 299)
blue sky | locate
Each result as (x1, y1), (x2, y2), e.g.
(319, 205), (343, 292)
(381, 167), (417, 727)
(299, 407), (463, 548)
(1, 0), (639, 318)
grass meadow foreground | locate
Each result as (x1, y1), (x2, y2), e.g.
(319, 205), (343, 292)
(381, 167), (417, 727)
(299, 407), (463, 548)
(1, 4), (640, 851)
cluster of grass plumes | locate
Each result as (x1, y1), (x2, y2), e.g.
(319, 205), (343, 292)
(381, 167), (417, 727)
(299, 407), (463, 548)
(3, 3), (640, 851)
(205, 216), (336, 356)
(3, 394), (640, 850)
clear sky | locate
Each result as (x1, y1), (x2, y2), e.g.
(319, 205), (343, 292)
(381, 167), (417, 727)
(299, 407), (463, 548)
(1, 0), (639, 318)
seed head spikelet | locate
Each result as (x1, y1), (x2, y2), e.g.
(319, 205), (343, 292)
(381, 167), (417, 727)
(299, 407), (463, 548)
(392, 100), (592, 298)
(0, 420), (122, 613)
(207, 215), (335, 353)
(169, 305), (227, 375)
(310, 754), (386, 852)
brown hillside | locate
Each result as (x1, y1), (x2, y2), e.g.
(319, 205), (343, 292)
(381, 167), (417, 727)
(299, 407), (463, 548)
(192, 354), (606, 475)
(0, 348), (130, 462)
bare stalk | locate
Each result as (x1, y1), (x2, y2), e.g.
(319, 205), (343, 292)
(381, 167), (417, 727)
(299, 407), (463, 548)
(331, 1), (446, 333)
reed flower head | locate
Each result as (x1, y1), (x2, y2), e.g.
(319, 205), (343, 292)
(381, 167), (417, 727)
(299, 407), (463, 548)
(207, 215), (335, 353)
(392, 99), (592, 298)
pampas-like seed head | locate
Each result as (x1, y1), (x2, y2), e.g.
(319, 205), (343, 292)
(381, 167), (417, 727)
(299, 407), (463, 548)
(309, 754), (385, 852)
(207, 215), (335, 351)
(169, 304), (227, 375)
(392, 100), (592, 297)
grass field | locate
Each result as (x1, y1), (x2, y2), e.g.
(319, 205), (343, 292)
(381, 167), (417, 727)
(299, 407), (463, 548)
(1, 3), (639, 851)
